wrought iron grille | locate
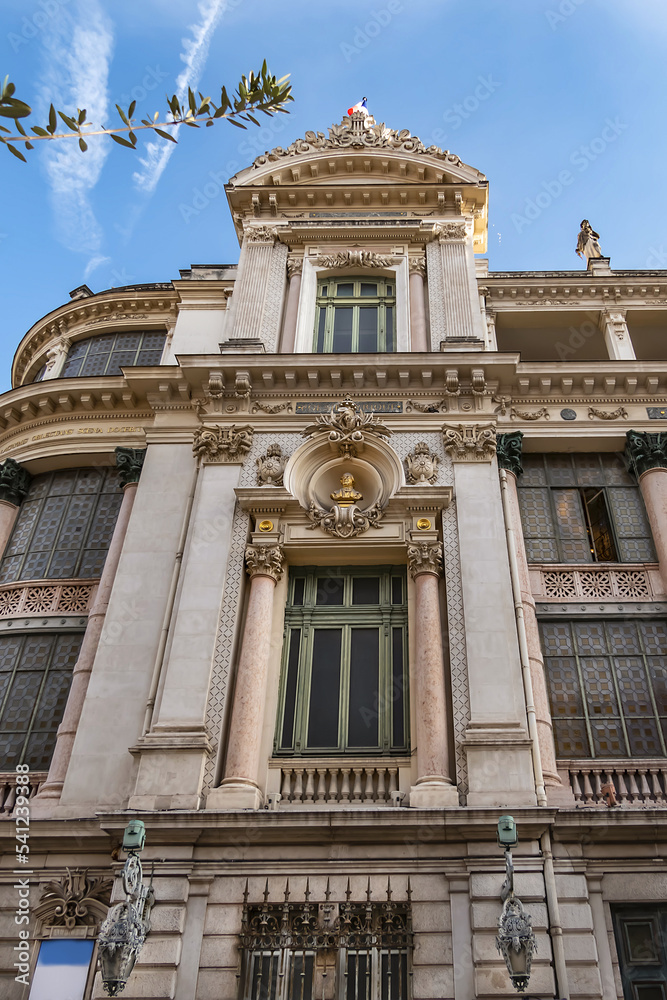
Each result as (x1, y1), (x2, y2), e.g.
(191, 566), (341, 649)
(239, 878), (412, 1000)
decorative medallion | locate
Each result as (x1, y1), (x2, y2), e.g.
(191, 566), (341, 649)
(405, 442), (439, 484)
(256, 443), (287, 486)
(34, 869), (112, 930)
(560, 408), (577, 421)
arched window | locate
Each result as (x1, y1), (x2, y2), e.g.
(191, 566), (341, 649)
(0, 467), (123, 584)
(60, 330), (166, 378)
(314, 278), (396, 353)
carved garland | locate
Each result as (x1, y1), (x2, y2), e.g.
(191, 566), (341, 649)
(316, 250), (397, 269)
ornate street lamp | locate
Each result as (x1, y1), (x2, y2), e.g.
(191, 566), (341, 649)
(98, 820), (155, 997)
(495, 815), (536, 993)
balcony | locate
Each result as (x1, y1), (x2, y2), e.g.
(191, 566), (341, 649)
(561, 759), (667, 807)
(267, 758), (412, 807)
(0, 579), (97, 617)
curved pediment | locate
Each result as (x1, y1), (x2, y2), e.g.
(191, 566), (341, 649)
(228, 113), (486, 189)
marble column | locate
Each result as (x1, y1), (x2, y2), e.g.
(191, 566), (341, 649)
(281, 256), (302, 352)
(496, 432), (568, 803)
(0, 458), (31, 558)
(209, 539), (284, 810)
(408, 256), (428, 352)
(407, 536), (459, 808)
(625, 430), (667, 593)
(443, 422), (537, 808)
(31, 449), (145, 814)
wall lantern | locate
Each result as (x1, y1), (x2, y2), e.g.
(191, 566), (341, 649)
(98, 820), (155, 997)
(495, 815), (536, 993)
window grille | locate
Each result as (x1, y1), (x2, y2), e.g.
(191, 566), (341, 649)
(0, 467), (123, 584)
(239, 879), (412, 1000)
(275, 568), (409, 757)
(541, 618), (667, 758)
(314, 279), (396, 353)
(0, 631), (83, 769)
(60, 330), (166, 378)
(517, 453), (655, 564)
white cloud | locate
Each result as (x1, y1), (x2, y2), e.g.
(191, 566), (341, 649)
(38, 0), (114, 260)
(132, 0), (227, 193)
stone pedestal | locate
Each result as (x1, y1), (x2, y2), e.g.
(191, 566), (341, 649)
(443, 424), (537, 808)
(407, 534), (459, 809)
(207, 538), (284, 810)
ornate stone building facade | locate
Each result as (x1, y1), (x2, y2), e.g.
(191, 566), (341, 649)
(1, 111), (666, 999)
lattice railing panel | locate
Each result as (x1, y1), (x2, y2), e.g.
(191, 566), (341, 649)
(0, 580), (96, 616)
(541, 567), (653, 600)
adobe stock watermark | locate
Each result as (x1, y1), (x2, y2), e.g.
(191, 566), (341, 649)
(554, 311), (600, 361)
(545, 0), (588, 31)
(8, 0), (71, 52)
(512, 117), (627, 233)
(430, 75), (501, 145)
(340, 1), (403, 63)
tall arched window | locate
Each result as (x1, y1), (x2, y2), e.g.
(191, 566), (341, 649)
(0, 467), (123, 584)
(314, 278), (396, 353)
(61, 330), (166, 377)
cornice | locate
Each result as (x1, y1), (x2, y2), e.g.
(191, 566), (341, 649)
(480, 272), (667, 309)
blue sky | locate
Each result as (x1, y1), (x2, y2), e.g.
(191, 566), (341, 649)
(1, 0), (666, 390)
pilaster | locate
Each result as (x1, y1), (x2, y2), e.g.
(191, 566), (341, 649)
(443, 423), (537, 807)
(223, 226), (287, 353)
(427, 224), (485, 349)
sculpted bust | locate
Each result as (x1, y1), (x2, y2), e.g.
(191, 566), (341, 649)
(330, 473), (363, 506)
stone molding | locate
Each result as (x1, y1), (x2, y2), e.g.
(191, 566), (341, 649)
(316, 250), (398, 269)
(115, 447), (146, 486)
(625, 429), (667, 477)
(408, 255), (426, 276)
(245, 542), (284, 582)
(256, 443), (287, 486)
(442, 422), (497, 462)
(405, 442), (439, 484)
(0, 457), (31, 506)
(192, 424), (253, 464)
(496, 431), (523, 477)
(407, 540), (444, 579)
(33, 869), (112, 931)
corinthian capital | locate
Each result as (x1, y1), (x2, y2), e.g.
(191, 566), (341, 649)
(625, 429), (667, 478)
(442, 422), (497, 462)
(286, 254), (303, 277)
(408, 255), (426, 276)
(407, 540), (443, 579)
(245, 543), (284, 582)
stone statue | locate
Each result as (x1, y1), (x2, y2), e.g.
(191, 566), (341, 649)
(576, 220), (603, 262)
(330, 473), (363, 506)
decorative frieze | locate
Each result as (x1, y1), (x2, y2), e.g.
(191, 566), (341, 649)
(192, 424), (253, 464)
(245, 542), (284, 582)
(496, 431), (524, 477)
(316, 250), (397, 269)
(256, 443), (287, 486)
(115, 447), (146, 487)
(442, 422), (496, 462)
(34, 869), (112, 930)
(0, 458), (31, 506)
(405, 442), (439, 484)
(625, 429), (667, 477)
(406, 539), (444, 579)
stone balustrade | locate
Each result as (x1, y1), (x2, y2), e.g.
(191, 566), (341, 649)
(530, 564), (660, 600)
(0, 580), (97, 617)
(269, 759), (411, 807)
(0, 772), (48, 818)
(563, 760), (667, 806)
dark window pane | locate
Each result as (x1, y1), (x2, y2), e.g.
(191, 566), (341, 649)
(360, 282), (377, 296)
(307, 629), (341, 748)
(382, 951), (408, 1000)
(352, 577), (380, 605)
(292, 578), (305, 606)
(547, 455), (577, 486)
(391, 577), (403, 605)
(250, 953), (279, 1000)
(60, 357), (84, 377)
(316, 576), (344, 605)
(136, 349), (163, 366)
(320, 284), (328, 295)
(289, 953), (314, 1000)
(385, 306), (395, 351)
(553, 489), (591, 562)
(358, 307), (378, 351)
(336, 283), (354, 297)
(348, 628), (379, 747)
(332, 307), (353, 352)
(80, 353), (109, 376)
(280, 630), (301, 750)
(316, 308), (326, 352)
(582, 487), (618, 561)
(392, 628), (405, 749)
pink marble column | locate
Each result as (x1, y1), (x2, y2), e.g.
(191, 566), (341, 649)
(31, 481), (139, 811)
(0, 500), (19, 560)
(409, 258), (428, 352)
(216, 542), (284, 809)
(407, 539), (458, 808)
(503, 471), (561, 789)
(638, 468), (667, 593)
(280, 257), (302, 352)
